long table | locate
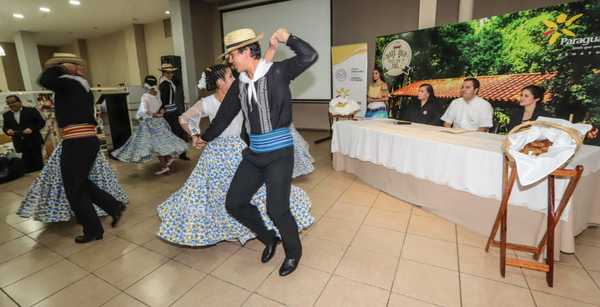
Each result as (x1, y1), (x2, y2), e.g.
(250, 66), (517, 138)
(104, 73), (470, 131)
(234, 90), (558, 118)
(332, 119), (600, 254)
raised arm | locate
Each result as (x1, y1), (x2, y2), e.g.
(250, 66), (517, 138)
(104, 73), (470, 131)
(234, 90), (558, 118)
(201, 80), (242, 142)
(39, 65), (68, 91)
(275, 29), (318, 81)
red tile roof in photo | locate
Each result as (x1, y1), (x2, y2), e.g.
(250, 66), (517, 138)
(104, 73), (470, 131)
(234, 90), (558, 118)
(392, 72), (556, 103)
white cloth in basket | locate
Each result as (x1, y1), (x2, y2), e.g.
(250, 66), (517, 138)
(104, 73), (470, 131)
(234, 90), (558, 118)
(507, 116), (592, 186)
(329, 97), (360, 116)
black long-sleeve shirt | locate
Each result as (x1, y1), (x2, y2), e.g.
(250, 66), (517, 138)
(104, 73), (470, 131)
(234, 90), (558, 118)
(202, 35), (318, 142)
(38, 66), (96, 128)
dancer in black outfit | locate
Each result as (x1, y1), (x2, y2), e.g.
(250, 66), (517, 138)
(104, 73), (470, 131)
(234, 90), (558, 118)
(198, 28), (317, 276)
(39, 53), (124, 243)
(159, 63), (190, 160)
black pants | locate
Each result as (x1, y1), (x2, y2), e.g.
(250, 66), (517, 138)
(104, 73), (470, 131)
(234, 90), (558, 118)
(60, 137), (121, 236)
(21, 145), (43, 173)
(226, 146), (301, 258)
(163, 112), (187, 142)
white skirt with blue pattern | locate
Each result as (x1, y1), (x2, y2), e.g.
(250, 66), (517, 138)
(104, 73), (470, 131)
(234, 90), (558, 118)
(157, 135), (315, 247)
(17, 143), (128, 223)
(290, 125), (315, 178)
(111, 117), (188, 163)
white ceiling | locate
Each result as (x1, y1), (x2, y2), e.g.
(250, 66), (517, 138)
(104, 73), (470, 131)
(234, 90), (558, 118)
(0, 0), (170, 46)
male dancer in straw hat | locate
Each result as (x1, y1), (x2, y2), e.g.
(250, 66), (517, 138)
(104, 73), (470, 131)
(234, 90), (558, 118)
(197, 28), (317, 276)
(159, 63), (190, 160)
(39, 53), (125, 243)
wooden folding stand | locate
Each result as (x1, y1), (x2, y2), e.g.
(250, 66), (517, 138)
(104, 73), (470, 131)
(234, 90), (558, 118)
(485, 155), (583, 287)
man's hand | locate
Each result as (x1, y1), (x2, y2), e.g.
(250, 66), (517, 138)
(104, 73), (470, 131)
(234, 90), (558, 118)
(272, 28), (290, 44)
(192, 135), (207, 149)
(6, 129), (15, 136)
(23, 128), (33, 134)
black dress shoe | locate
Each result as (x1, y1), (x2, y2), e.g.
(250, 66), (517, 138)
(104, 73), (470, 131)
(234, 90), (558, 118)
(261, 240), (279, 263)
(279, 257), (300, 276)
(111, 202), (126, 228)
(74, 234), (103, 244)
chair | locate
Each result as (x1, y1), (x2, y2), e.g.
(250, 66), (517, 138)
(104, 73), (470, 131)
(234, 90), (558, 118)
(485, 121), (584, 287)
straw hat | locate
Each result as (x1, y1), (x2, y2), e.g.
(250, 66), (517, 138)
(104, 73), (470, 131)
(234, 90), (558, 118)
(219, 28), (263, 59)
(45, 52), (84, 66)
(159, 63), (178, 72)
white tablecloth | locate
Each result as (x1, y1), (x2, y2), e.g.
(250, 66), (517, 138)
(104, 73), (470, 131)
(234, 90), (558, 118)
(331, 119), (600, 218)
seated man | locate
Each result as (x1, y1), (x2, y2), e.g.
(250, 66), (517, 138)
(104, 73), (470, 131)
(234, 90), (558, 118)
(441, 77), (493, 132)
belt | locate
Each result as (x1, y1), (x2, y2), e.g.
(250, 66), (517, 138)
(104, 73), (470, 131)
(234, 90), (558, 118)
(62, 124), (96, 140)
(249, 127), (293, 153)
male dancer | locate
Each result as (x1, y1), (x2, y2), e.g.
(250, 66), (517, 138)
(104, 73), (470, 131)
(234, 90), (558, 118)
(39, 53), (124, 243)
(159, 63), (190, 160)
(198, 28), (317, 276)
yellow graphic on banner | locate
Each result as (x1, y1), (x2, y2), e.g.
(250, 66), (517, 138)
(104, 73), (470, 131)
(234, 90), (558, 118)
(543, 13), (582, 45)
(332, 44), (368, 65)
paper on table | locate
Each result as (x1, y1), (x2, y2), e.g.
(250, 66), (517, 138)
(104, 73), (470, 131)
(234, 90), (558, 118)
(439, 128), (470, 134)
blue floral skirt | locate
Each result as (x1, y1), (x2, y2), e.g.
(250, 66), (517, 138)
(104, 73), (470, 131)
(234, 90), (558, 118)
(111, 117), (188, 163)
(290, 125), (315, 178)
(157, 135), (314, 246)
(17, 143), (128, 223)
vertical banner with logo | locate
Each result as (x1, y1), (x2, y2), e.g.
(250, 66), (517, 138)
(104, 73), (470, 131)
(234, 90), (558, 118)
(332, 43), (368, 117)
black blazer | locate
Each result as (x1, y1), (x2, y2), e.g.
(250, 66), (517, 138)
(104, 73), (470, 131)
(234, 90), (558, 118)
(2, 107), (45, 152)
(506, 104), (551, 132)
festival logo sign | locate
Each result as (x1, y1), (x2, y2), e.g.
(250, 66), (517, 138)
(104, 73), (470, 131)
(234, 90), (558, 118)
(381, 39), (412, 76)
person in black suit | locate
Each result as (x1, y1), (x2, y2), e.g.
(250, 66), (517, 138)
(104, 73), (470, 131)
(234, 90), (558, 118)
(39, 52), (124, 244)
(2, 95), (45, 172)
(506, 85), (551, 132)
(159, 63), (190, 160)
(401, 83), (444, 126)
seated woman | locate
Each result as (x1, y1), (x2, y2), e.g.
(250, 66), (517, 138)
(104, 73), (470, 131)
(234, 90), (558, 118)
(111, 75), (188, 175)
(157, 64), (314, 247)
(366, 68), (389, 118)
(506, 85), (551, 132)
(401, 83), (444, 125)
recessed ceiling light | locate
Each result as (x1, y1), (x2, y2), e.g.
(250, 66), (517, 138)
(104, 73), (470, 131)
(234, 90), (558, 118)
(12, 13), (25, 19)
(69, 0), (81, 6)
(165, 10), (170, 15)
(39, 7), (51, 13)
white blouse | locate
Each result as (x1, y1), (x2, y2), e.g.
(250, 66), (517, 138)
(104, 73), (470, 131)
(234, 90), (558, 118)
(180, 94), (244, 137)
(136, 92), (162, 119)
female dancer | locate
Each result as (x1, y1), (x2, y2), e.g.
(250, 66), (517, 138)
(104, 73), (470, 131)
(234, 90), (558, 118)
(111, 75), (188, 175)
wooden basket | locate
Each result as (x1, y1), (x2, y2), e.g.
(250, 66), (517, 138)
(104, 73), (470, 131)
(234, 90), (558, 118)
(501, 120), (584, 162)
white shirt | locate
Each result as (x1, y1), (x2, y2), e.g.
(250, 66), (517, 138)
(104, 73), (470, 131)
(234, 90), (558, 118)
(12, 110), (21, 124)
(136, 92), (162, 119)
(180, 94), (244, 137)
(441, 96), (493, 130)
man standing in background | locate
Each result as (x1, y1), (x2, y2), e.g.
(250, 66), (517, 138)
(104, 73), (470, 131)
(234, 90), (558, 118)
(159, 63), (189, 160)
(2, 95), (46, 172)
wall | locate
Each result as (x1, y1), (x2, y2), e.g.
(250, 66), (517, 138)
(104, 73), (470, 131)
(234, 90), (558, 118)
(37, 45), (57, 68)
(190, 1), (221, 79)
(86, 31), (129, 87)
(144, 19), (174, 78)
(0, 42), (25, 91)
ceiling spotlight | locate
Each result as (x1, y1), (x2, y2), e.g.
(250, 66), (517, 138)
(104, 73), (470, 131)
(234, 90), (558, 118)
(12, 13), (25, 19)
(69, 0), (81, 6)
(39, 7), (51, 13)
(165, 10), (170, 15)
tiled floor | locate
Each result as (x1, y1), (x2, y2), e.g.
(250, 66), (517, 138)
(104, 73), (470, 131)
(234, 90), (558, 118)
(1, 130), (600, 306)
